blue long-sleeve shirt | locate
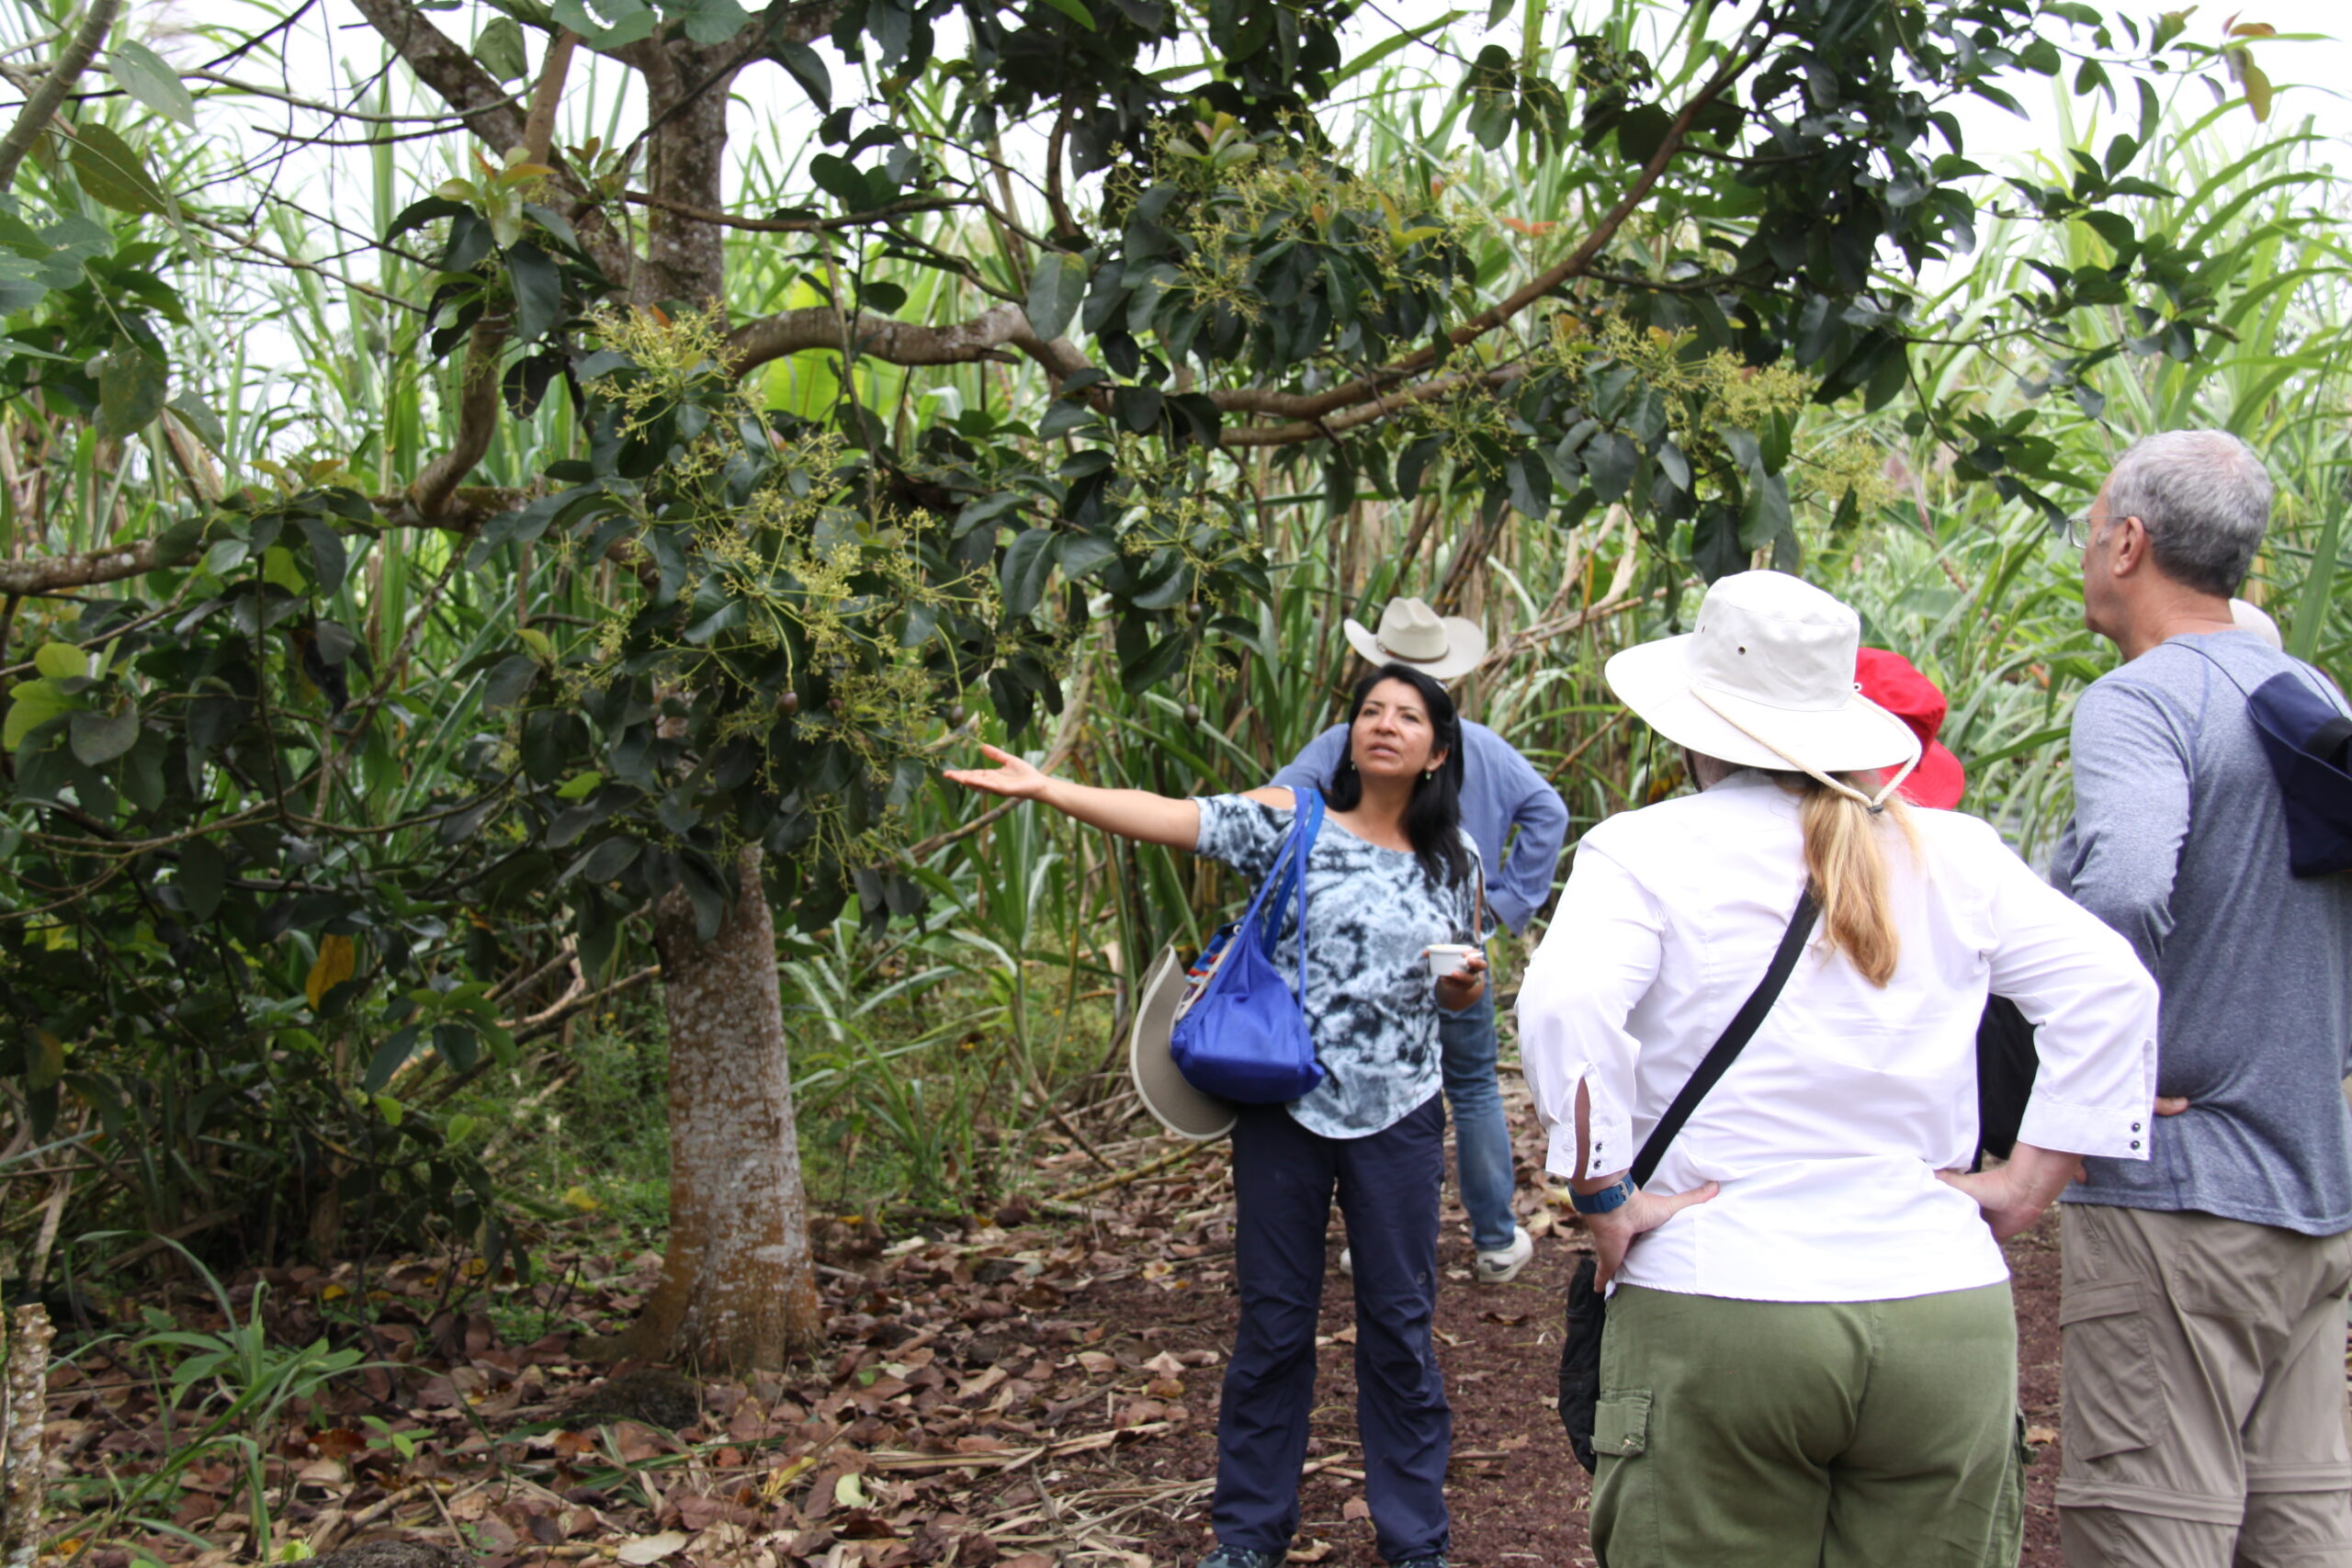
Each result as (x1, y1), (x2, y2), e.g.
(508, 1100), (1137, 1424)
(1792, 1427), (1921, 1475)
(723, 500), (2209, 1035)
(1269, 719), (1569, 933)
(2052, 629), (2352, 1235)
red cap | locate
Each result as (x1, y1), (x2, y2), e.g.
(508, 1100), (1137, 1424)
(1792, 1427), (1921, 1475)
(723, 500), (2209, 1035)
(1854, 647), (1966, 810)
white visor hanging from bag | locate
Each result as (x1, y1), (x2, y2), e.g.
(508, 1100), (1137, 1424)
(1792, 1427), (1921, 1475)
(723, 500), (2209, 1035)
(1603, 570), (1922, 797)
(1128, 945), (1237, 1140)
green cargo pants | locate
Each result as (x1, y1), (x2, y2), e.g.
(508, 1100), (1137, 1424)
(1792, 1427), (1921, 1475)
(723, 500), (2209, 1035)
(1589, 1281), (2026, 1568)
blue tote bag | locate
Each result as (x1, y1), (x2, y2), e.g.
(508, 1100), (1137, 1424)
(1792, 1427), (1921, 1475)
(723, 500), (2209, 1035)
(1169, 788), (1328, 1104)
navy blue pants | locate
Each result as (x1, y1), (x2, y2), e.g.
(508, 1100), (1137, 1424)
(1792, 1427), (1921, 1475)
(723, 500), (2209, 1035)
(1212, 1094), (1451, 1563)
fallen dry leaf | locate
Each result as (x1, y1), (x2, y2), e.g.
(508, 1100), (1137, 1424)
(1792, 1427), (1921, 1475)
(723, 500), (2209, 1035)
(615, 1531), (693, 1565)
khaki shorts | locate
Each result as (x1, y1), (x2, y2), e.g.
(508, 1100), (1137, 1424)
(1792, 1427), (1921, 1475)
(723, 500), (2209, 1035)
(2058, 1202), (2352, 1567)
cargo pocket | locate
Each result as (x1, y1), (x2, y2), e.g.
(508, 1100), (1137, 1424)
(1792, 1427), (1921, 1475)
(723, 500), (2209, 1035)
(1588, 1391), (1656, 1566)
(1593, 1391), (1651, 1461)
(2058, 1280), (2165, 1461)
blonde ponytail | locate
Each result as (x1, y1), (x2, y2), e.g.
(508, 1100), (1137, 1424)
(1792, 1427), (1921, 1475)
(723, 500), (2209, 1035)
(1795, 776), (1917, 987)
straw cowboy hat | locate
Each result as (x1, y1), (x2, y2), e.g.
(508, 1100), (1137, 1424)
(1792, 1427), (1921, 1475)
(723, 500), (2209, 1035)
(1606, 571), (1922, 808)
(1128, 946), (1236, 1141)
(1343, 597), (1487, 682)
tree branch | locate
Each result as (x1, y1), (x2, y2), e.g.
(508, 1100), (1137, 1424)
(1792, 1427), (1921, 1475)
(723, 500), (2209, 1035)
(521, 30), (576, 164)
(620, 189), (970, 233)
(724, 300), (1088, 379)
(407, 320), (506, 519)
(405, 35), (573, 520)
(0, 490), (526, 597)
(347, 0), (529, 154)
(351, 0), (636, 289)
(0, 0), (119, 189)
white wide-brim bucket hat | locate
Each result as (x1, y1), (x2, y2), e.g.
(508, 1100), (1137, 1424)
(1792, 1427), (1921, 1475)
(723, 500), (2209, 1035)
(1343, 596), (1487, 682)
(1128, 945), (1235, 1141)
(1605, 570), (1922, 807)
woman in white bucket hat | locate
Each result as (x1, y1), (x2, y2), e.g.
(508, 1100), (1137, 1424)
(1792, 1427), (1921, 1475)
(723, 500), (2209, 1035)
(1517, 570), (2162, 1568)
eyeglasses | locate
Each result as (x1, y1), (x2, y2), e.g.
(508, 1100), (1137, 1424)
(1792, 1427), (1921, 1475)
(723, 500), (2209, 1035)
(2056, 511), (2134, 549)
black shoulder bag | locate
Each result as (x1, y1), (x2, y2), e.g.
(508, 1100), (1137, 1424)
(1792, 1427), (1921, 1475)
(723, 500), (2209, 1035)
(1555, 887), (1821, 1472)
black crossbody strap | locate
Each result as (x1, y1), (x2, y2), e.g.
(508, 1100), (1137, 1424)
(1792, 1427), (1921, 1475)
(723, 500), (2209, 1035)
(1629, 888), (1820, 1189)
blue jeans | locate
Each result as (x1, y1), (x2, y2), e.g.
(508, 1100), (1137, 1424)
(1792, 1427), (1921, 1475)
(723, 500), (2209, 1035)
(1215, 1096), (1452, 1563)
(1440, 987), (1517, 1251)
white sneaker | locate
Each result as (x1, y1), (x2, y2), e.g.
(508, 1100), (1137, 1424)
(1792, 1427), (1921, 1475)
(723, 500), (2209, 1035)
(1474, 1225), (1534, 1284)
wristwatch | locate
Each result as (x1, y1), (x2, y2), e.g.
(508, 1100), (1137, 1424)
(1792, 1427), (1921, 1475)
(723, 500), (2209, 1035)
(1570, 1175), (1635, 1215)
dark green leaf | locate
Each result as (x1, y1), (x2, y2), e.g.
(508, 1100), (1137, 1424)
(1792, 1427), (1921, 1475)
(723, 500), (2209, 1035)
(386, 196), (469, 243)
(1036, 0), (1098, 30)
(175, 836), (226, 921)
(808, 154), (870, 209)
(506, 243), (562, 343)
(481, 653), (540, 709)
(1001, 527), (1057, 617)
(1055, 534), (1118, 578)
(663, 0), (752, 44)
(68, 709), (138, 767)
(364, 1030), (419, 1094)
(1586, 431), (1637, 502)
(69, 124), (171, 215)
(551, 0), (656, 46)
(166, 391), (224, 453)
(775, 39), (831, 112)
(680, 853), (730, 942)
(300, 519), (347, 597)
(96, 343), (166, 439)
(471, 17), (530, 79)
(1506, 449), (1550, 518)
(1026, 254), (1087, 341)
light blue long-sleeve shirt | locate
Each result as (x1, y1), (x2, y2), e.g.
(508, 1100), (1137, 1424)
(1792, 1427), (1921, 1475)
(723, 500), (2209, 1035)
(2052, 629), (2352, 1235)
(1269, 719), (1569, 933)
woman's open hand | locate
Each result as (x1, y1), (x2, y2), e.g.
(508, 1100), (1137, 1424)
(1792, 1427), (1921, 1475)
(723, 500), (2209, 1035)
(1436, 953), (1487, 1011)
(1583, 1182), (1720, 1289)
(944, 744), (1053, 801)
(1937, 1142), (2086, 1244)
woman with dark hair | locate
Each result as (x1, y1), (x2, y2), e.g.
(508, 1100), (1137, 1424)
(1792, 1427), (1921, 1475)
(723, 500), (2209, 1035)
(946, 662), (1484, 1568)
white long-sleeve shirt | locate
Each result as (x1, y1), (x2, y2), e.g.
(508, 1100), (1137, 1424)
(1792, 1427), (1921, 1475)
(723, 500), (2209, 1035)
(1518, 772), (2159, 1303)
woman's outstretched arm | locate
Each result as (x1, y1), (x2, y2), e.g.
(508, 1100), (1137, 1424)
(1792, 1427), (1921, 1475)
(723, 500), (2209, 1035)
(945, 744), (1289, 849)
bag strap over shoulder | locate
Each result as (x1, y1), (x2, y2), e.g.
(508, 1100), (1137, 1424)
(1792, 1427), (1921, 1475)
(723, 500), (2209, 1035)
(1630, 887), (1819, 1189)
(1256, 786), (1324, 961)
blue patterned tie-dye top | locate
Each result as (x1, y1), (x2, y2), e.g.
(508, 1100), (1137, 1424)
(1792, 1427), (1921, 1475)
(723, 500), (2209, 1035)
(1193, 794), (1481, 1138)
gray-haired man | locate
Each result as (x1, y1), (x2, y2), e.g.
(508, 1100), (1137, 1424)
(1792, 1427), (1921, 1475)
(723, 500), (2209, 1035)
(2053, 429), (2352, 1566)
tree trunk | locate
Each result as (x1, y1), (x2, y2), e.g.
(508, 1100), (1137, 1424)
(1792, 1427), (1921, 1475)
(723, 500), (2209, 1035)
(2, 1303), (51, 1568)
(610, 847), (822, 1371)
(635, 40), (735, 308)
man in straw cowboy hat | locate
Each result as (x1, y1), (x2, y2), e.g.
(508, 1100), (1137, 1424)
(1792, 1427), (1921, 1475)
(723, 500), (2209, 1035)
(2051, 430), (2352, 1567)
(1271, 597), (1569, 1285)
(1518, 569), (2156, 1568)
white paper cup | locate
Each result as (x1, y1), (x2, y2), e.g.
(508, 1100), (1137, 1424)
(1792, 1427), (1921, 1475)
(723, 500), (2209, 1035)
(1423, 943), (1477, 979)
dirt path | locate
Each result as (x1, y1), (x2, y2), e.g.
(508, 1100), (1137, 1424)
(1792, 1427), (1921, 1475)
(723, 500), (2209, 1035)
(988, 1111), (2074, 1567)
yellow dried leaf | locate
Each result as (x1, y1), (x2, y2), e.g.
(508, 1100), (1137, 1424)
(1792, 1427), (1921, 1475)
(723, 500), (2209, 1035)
(306, 934), (356, 1010)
